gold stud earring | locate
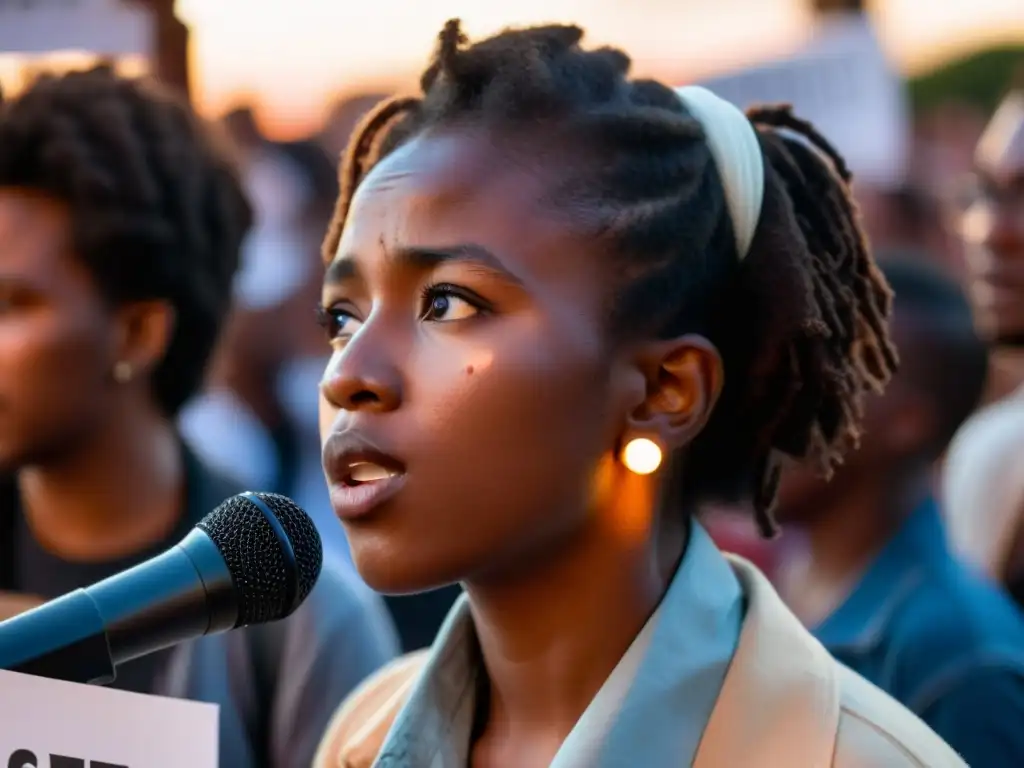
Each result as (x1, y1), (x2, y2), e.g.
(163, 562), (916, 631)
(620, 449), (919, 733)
(620, 437), (663, 475)
(113, 361), (134, 384)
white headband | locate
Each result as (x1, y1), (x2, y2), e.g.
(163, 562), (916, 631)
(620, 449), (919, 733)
(674, 86), (764, 260)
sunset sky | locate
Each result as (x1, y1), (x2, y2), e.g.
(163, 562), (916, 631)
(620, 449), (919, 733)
(1, 1), (1021, 137)
(175, 0), (1024, 136)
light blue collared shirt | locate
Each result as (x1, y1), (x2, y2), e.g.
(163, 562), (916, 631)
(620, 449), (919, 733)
(371, 522), (744, 767)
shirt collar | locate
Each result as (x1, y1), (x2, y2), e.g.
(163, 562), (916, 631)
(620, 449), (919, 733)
(593, 521), (743, 767)
(373, 522), (743, 767)
(814, 497), (948, 651)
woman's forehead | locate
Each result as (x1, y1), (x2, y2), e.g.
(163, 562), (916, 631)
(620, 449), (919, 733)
(359, 127), (551, 208)
(337, 128), (594, 268)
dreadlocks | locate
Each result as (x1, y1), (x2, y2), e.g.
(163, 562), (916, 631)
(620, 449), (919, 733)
(322, 20), (898, 536)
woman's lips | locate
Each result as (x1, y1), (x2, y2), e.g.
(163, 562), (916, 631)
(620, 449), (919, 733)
(322, 431), (408, 520)
(329, 471), (408, 520)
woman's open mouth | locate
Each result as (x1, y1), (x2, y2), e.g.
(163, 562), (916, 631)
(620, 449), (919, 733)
(323, 436), (409, 520)
(331, 461), (407, 520)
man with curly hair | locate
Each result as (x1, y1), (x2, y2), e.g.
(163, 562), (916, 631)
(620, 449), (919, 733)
(0, 67), (398, 768)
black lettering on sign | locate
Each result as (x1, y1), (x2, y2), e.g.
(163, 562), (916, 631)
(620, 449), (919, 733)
(7, 750), (37, 768)
(5, 754), (127, 768)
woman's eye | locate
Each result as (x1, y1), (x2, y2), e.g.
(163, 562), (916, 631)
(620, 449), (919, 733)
(421, 286), (483, 323)
(317, 305), (363, 341)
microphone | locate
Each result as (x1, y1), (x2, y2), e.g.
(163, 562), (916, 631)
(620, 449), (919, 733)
(0, 492), (323, 685)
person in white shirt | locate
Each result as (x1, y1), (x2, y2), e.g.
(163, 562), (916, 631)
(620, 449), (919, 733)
(942, 87), (1024, 605)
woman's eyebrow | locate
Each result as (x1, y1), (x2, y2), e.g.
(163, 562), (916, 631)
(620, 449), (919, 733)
(324, 243), (525, 289)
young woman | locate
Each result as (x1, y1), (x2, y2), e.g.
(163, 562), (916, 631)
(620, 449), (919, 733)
(313, 21), (966, 768)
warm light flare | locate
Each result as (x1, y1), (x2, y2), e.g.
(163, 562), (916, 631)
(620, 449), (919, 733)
(621, 438), (663, 476)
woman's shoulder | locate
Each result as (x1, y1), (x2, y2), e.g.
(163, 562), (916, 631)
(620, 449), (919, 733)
(313, 650), (428, 768)
(832, 663), (967, 768)
(722, 556), (964, 767)
(311, 647), (967, 768)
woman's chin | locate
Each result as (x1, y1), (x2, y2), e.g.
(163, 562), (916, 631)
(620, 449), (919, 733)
(349, 541), (467, 596)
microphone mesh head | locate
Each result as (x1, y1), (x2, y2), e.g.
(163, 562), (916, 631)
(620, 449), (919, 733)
(198, 492), (324, 627)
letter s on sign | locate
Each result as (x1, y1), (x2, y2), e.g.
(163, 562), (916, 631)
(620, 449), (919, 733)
(7, 750), (37, 768)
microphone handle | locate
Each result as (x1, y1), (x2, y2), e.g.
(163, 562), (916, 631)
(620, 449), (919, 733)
(0, 588), (113, 684)
(0, 529), (237, 684)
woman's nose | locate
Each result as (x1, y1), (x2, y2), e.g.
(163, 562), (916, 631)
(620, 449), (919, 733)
(320, 333), (403, 414)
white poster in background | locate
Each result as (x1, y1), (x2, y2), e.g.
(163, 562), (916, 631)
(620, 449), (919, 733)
(0, 0), (151, 56)
(0, 669), (217, 768)
(694, 14), (910, 190)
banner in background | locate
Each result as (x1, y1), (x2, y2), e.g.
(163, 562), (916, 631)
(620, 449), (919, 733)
(0, 669), (217, 768)
(695, 14), (910, 190)
(0, 0), (151, 56)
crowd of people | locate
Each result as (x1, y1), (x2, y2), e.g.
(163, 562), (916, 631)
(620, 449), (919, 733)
(0, 10), (1022, 768)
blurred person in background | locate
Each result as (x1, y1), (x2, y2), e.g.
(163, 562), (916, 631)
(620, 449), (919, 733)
(958, 82), (1024, 351)
(265, 140), (350, 532)
(180, 132), (311, 495)
(223, 105), (266, 158)
(0, 67), (398, 768)
(318, 94), (387, 164)
(182, 137), (341, 528)
(184, 111), (369, 543)
(943, 81), (1024, 607)
(775, 256), (1024, 765)
(857, 186), (958, 272)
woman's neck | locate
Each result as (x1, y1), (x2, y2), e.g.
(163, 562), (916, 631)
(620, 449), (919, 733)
(18, 409), (185, 562)
(466, 493), (687, 763)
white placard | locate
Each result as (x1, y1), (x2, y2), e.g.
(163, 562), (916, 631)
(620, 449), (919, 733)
(0, 669), (217, 768)
(0, 0), (151, 56)
(694, 14), (910, 189)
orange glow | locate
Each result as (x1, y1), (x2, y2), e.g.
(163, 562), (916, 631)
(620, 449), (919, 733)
(590, 452), (658, 545)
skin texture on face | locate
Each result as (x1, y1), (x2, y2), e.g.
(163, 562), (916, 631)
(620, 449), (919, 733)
(961, 93), (1024, 346)
(0, 189), (123, 470)
(318, 127), (720, 594)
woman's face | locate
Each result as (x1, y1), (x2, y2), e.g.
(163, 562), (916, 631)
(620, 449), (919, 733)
(318, 127), (651, 593)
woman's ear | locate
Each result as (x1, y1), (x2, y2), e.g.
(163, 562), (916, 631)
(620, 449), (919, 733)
(624, 335), (724, 452)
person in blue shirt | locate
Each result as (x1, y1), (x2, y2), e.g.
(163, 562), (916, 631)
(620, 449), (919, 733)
(776, 254), (1024, 766)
